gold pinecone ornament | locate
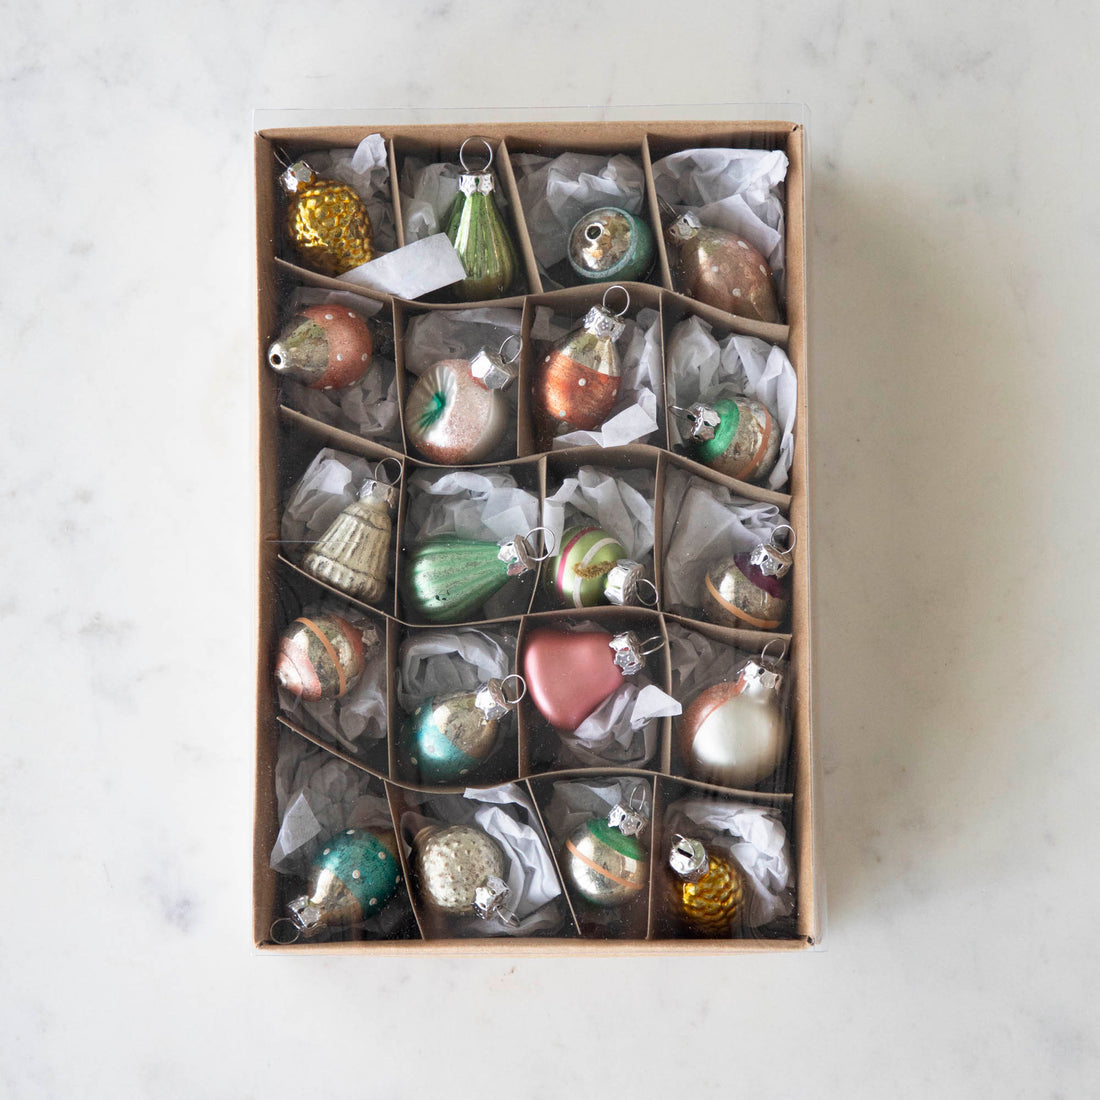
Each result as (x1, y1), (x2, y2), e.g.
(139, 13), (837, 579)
(668, 835), (746, 936)
(282, 161), (375, 276)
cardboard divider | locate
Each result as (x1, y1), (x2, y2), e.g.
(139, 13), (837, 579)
(388, 618), (524, 793)
(393, 299), (525, 467)
(503, 134), (664, 292)
(387, 138), (405, 249)
(383, 781), (430, 941)
(495, 139), (543, 297)
(643, 771), (665, 938)
(641, 135), (674, 293)
(395, 455), (544, 626)
(532, 449), (660, 615)
(526, 771), (653, 940)
(650, 774), (797, 943)
(255, 119), (817, 952)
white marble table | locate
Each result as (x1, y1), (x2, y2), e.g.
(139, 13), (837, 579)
(2, 2), (1097, 1096)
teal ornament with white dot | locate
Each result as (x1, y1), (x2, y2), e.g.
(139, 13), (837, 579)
(283, 828), (402, 940)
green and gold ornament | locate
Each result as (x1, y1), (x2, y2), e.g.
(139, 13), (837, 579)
(272, 827), (401, 942)
(567, 206), (655, 284)
(445, 137), (518, 302)
(563, 789), (650, 908)
(404, 527), (554, 623)
(703, 524), (795, 631)
(672, 393), (780, 485)
(402, 674), (526, 784)
(548, 524), (658, 609)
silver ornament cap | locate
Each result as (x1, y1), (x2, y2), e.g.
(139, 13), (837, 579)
(469, 348), (517, 392)
(666, 210), (703, 243)
(608, 630), (663, 676)
(749, 525), (796, 578)
(669, 835), (709, 883)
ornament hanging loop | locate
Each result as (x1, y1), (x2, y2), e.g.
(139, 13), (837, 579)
(498, 333), (521, 364)
(635, 578), (659, 607)
(601, 284), (631, 317)
(269, 917), (302, 945)
(523, 526), (557, 562)
(458, 136), (494, 174)
(372, 456), (403, 487)
(500, 673), (527, 706)
(760, 638), (788, 665)
(638, 634), (665, 657)
(770, 524), (796, 552)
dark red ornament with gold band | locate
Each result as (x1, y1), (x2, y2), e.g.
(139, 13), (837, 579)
(267, 304), (374, 391)
(275, 613), (380, 702)
(703, 525), (795, 631)
(532, 285), (630, 446)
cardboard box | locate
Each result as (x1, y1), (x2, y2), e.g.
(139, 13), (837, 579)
(254, 116), (818, 953)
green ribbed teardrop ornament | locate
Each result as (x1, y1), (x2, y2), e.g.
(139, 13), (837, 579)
(445, 140), (518, 302)
(404, 536), (521, 623)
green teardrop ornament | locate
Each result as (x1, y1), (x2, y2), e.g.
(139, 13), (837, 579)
(404, 536), (520, 623)
(445, 173), (518, 302)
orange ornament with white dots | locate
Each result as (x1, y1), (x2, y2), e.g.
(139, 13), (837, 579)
(532, 285), (630, 446)
(267, 304), (374, 391)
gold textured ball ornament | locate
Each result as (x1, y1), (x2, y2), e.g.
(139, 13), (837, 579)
(668, 835), (746, 936)
(282, 161), (375, 276)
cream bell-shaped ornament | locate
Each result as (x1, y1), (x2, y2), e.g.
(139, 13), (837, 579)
(302, 459), (401, 605)
(679, 640), (789, 789)
(404, 335), (519, 464)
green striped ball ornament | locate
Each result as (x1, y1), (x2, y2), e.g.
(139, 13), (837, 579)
(548, 524), (627, 608)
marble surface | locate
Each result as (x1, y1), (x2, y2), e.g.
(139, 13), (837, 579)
(3, 1), (1098, 1096)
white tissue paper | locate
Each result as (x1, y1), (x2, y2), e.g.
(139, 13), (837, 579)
(661, 466), (787, 615)
(397, 626), (517, 713)
(278, 287), (401, 443)
(652, 147), (788, 285)
(663, 796), (795, 928)
(339, 233), (466, 300)
(403, 308), (523, 464)
(511, 152), (647, 279)
(533, 619), (679, 768)
(403, 468), (541, 619)
(400, 785), (565, 936)
(277, 599), (388, 754)
(531, 305), (663, 449)
(280, 448), (399, 556)
(666, 315), (797, 491)
(666, 622), (758, 699)
(399, 157), (463, 243)
(543, 464), (656, 578)
(269, 732), (410, 936)
(303, 134), (397, 254)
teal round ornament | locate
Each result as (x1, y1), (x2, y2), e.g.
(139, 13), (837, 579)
(312, 828), (401, 913)
(567, 206), (655, 284)
(279, 827), (402, 941)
